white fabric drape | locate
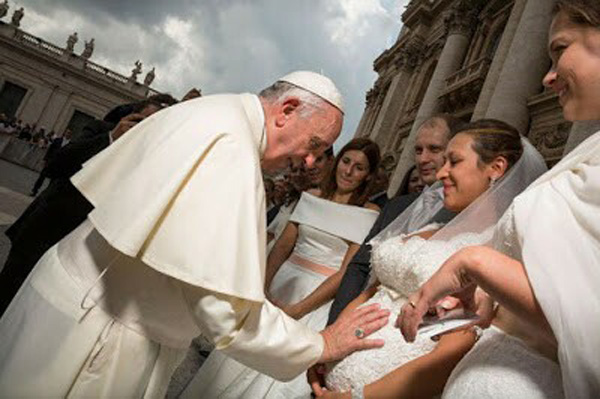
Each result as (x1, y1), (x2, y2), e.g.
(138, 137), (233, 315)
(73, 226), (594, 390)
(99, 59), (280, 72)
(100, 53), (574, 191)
(72, 94), (268, 302)
(508, 131), (600, 398)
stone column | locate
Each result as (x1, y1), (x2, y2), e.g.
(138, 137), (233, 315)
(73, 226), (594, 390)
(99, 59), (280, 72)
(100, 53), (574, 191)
(472, 0), (528, 119)
(387, 10), (474, 196)
(563, 121), (600, 156)
(479, 0), (556, 134)
(364, 90), (386, 138)
(369, 44), (422, 148)
(354, 89), (378, 137)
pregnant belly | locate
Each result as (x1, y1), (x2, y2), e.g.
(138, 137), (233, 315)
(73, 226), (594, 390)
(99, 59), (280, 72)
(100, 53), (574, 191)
(325, 292), (437, 391)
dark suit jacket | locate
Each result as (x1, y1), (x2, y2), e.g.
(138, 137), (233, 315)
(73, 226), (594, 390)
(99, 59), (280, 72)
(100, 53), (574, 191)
(1, 119), (117, 315)
(5, 119), (112, 259)
(327, 192), (455, 325)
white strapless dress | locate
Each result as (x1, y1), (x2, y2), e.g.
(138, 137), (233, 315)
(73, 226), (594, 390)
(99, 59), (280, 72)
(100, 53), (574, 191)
(326, 226), (483, 391)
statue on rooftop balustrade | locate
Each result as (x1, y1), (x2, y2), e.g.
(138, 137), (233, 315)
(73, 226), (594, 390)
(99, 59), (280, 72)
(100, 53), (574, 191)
(81, 38), (94, 59)
(66, 32), (78, 53)
(144, 67), (155, 86)
(0, 1), (9, 20)
(10, 6), (23, 27)
(130, 60), (142, 81)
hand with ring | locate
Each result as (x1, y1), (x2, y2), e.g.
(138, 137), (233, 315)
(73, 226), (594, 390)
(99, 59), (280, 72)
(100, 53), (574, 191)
(396, 247), (495, 342)
(318, 303), (390, 363)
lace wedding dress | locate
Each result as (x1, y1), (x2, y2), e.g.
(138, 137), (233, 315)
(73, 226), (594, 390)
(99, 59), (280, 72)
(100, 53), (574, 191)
(326, 224), (482, 391)
(441, 206), (564, 398)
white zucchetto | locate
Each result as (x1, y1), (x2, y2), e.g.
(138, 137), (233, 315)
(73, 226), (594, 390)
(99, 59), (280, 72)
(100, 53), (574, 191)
(278, 70), (344, 113)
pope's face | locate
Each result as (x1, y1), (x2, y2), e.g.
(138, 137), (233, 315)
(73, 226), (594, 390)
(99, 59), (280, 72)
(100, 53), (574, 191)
(262, 98), (342, 173)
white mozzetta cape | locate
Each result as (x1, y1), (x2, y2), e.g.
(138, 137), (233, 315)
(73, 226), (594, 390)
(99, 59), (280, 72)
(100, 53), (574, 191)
(72, 93), (268, 302)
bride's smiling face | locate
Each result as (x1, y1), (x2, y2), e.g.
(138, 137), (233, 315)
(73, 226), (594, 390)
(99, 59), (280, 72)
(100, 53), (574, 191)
(436, 133), (497, 212)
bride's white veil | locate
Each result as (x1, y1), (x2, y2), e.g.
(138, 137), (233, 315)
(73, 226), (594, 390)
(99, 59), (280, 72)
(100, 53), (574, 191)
(370, 137), (548, 247)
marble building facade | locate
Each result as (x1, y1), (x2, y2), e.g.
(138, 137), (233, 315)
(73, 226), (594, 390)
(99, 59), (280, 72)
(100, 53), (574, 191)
(355, 0), (600, 195)
(0, 14), (159, 138)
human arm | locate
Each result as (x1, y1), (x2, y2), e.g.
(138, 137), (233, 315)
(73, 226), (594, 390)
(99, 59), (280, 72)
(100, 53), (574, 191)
(321, 329), (478, 399)
(399, 246), (554, 345)
(264, 222), (298, 293)
(181, 283), (390, 381)
(282, 242), (360, 319)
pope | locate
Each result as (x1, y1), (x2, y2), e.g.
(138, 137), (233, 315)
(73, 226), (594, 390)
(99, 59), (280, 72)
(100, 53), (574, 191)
(0, 71), (390, 398)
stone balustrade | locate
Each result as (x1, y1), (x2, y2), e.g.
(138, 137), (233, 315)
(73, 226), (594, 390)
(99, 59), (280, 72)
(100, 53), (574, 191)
(0, 133), (45, 172)
(1, 22), (160, 96)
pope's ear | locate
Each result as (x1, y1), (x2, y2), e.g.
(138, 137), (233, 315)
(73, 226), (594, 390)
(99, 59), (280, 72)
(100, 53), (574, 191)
(281, 97), (301, 115)
(275, 97), (301, 127)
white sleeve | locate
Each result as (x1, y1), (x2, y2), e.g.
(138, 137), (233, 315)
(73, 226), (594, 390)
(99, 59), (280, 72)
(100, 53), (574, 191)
(182, 284), (324, 381)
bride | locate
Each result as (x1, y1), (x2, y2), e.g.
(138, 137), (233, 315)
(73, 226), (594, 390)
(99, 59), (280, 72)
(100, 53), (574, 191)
(399, 2), (600, 397)
(319, 119), (547, 399)
(181, 138), (381, 398)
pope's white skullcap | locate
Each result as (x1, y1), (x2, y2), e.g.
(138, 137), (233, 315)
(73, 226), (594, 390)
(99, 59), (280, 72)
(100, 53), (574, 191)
(278, 70), (344, 113)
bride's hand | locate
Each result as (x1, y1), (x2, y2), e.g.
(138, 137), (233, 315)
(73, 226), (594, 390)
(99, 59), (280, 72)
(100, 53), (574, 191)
(396, 246), (485, 342)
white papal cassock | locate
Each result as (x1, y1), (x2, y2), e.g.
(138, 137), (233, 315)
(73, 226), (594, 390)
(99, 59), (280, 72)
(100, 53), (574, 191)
(0, 94), (324, 398)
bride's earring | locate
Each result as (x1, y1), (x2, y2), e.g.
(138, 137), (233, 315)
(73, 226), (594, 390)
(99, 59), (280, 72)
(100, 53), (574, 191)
(489, 177), (497, 188)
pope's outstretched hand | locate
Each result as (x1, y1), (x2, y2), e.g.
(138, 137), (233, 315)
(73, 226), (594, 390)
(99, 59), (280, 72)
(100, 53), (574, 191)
(318, 303), (390, 363)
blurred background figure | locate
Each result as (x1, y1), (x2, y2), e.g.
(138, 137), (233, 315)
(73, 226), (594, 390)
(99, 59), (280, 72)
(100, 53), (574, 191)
(395, 164), (425, 197)
(0, 93), (177, 316)
(181, 87), (202, 102)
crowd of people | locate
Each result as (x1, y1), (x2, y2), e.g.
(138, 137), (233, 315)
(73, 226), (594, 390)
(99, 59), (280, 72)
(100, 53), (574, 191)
(0, 1), (598, 398)
(0, 114), (63, 149)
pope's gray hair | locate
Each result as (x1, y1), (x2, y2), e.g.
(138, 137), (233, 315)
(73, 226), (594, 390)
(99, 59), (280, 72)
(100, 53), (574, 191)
(259, 81), (328, 119)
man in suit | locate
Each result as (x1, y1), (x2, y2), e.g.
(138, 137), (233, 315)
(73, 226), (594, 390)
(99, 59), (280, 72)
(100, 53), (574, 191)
(326, 114), (462, 325)
(0, 95), (176, 316)
(29, 129), (72, 196)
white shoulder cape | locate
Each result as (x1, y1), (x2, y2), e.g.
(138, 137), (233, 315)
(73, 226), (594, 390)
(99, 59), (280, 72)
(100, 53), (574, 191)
(71, 93), (268, 302)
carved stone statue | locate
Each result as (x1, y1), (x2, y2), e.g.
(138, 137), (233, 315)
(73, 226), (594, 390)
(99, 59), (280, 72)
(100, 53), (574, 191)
(130, 60), (142, 81)
(10, 6), (23, 27)
(81, 38), (94, 59)
(0, 1), (9, 20)
(66, 32), (78, 53)
(144, 67), (155, 86)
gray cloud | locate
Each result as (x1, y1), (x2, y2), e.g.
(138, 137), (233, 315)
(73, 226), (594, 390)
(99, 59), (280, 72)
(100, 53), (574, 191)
(11, 0), (408, 147)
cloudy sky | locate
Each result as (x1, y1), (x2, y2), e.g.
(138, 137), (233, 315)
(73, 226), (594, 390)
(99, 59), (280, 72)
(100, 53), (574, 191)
(11, 0), (409, 147)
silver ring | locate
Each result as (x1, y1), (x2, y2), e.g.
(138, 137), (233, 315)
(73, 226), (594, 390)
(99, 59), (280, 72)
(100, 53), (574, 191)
(408, 300), (416, 309)
(354, 327), (365, 339)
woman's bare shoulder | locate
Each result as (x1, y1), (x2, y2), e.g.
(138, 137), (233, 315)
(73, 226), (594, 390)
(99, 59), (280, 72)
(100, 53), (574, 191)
(364, 202), (380, 212)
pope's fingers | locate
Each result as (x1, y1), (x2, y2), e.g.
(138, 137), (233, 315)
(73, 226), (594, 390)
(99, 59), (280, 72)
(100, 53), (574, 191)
(348, 303), (384, 321)
(353, 307), (390, 329)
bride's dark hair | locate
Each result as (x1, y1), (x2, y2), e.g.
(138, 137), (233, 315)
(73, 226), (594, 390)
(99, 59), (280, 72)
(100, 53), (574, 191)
(452, 119), (524, 172)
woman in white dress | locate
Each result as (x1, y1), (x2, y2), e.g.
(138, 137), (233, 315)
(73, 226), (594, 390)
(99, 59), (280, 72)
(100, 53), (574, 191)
(318, 119), (549, 399)
(399, 2), (600, 397)
(182, 138), (381, 398)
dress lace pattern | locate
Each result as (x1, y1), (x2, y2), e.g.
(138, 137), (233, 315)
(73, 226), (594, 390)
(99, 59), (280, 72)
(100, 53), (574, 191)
(442, 326), (564, 398)
(325, 225), (484, 391)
